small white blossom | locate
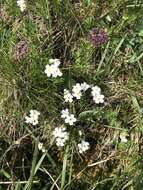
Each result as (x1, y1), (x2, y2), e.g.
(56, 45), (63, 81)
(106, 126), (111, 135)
(38, 142), (43, 150)
(120, 132), (128, 143)
(72, 83), (82, 99)
(78, 140), (90, 153)
(25, 110), (40, 126)
(93, 94), (104, 104)
(91, 86), (104, 104)
(91, 86), (101, 96)
(65, 114), (77, 126)
(56, 138), (65, 147)
(61, 109), (69, 119)
(61, 109), (77, 126)
(53, 127), (69, 147)
(64, 89), (73, 103)
(17, 0), (26, 12)
(44, 59), (62, 78)
(81, 82), (90, 91)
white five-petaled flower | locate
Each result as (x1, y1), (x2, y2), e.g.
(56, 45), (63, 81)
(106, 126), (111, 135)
(61, 109), (77, 126)
(17, 0), (26, 12)
(64, 89), (73, 103)
(91, 86), (104, 104)
(65, 114), (77, 126)
(78, 140), (90, 154)
(61, 109), (69, 119)
(44, 59), (62, 78)
(72, 83), (82, 99)
(80, 82), (90, 91)
(53, 127), (69, 147)
(25, 110), (40, 125)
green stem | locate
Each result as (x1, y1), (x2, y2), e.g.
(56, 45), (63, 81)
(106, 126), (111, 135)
(24, 138), (39, 190)
(61, 144), (69, 190)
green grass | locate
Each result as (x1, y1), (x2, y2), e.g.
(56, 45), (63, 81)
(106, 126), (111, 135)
(0, 0), (143, 189)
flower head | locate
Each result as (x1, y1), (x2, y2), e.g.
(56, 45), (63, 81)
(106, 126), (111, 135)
(93, 94), (104, 104)
(78, 140), (90, 153)
(61, 109), (77, 126)
(120, 132), (128, 143)
(91, 86), (101, 96)
(64, 89), (73, 103)
(89, 28), (108, 46)
(14, 40), (28, 60)
(91, 86), (104, 104)
(72, 83), (82, 99)
(61, 109), (69, 119)
(44, 59), (62, 78)
(80, 82), (90, 91)
(53, 127), (69, 147)
(25, 110), (40, 125)
(65, 114), (77, 126)
(17, 0), (26, 12)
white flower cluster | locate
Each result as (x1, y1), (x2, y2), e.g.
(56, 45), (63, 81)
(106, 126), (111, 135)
(53, 127), (69, 147)
(91, 86), (104, 104)
(24, 58), (106, 154)
(63, 83), (104, 104)
(61, 109), (76, 126)
(44, 59), (62, 78)
(25, 110), (40, 125)
(17, 0), (26, 12)
(78, 140), (90, 154)
(64, 89), (73, 103)
(72, 83), (82, 99)
(38, 142), (46, 153)
(63, 82), (90, 103)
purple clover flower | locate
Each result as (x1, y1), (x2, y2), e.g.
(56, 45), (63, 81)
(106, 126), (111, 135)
(14, 40), (28, 61)
(89, 28), (108, 46)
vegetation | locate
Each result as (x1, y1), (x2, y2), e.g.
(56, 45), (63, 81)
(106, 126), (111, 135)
(0, 0), (143, 189)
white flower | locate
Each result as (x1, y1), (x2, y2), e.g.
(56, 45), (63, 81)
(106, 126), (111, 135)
(56, 138), (65, 147)
(44, 59), (62, 78)
(64, 89), (73, 103)
(120, 132), (128, 143)
(91, 86), (101, 96)
(91, 86), (105, 104)
(51, 65), (62, 78)
(29, 110), (40, 118)
(78, 140), (90, 154)
(38, 142), (43, 150)
(61, 109), (69, 119)
(61, 109), (76, 126)
(17, 0), (26, 12)
(53, 127), (66, 138)
(25, 110), (40, 126)
(65, 114), (77, 126)
(53, 127), (69, 147)
(44, 64), (53, 77)
(93, 94), (104, 104)
(72, 83), (82, 99)
(80, 82), (90, 91)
